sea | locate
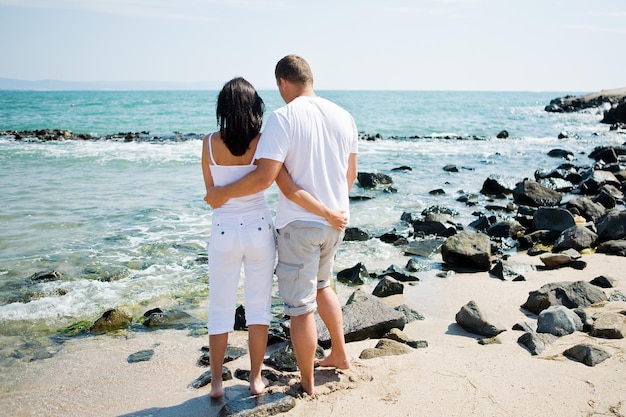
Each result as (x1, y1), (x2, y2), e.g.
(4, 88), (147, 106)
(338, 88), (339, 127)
(0, 89), (623, 366)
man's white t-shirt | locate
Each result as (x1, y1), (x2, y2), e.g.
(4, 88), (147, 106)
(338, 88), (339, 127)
(256, 95), (358, 229)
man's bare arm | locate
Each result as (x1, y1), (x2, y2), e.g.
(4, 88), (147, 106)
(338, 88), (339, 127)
(204, 158), (282, 209)
(347, 153), (358, 191)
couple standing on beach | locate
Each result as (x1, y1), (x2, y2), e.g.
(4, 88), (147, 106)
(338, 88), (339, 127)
(202, 55), (359, 397)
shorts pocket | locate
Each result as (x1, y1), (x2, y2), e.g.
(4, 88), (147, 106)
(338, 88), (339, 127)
(276, 261), (310, 310)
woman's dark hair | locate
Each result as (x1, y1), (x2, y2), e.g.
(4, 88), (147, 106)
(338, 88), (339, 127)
(216, 77), (265, 156)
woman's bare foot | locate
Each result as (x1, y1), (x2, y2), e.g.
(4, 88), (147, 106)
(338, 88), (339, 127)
(250, 375), (268, 395)
(300, 379), (315, 396)
(209, 380), (224, 399)
(315, 353), (350, 370)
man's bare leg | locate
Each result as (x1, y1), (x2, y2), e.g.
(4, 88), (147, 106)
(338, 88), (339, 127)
(247, 324), (268, 395)
(289, 311), (318, 395)
(315, 286), (350, 369)
(209, 333), (228, 398)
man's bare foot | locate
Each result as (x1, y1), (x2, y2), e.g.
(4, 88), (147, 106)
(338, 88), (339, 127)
(315, 353), (350, 370)
(209, 381), (224, 399)
(250, 376), (268, 395)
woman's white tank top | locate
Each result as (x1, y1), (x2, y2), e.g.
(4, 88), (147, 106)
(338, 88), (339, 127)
(207, 132), (269, 215)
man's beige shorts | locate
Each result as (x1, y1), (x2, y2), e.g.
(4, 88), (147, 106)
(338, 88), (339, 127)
(275, 221), (344, 317)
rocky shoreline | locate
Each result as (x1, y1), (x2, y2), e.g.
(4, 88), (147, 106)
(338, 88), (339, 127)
(5, 89), (626, 416)
(2, 87), (625, 144)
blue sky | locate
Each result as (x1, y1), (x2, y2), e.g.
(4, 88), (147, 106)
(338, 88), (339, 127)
(0, 0), (624, 91)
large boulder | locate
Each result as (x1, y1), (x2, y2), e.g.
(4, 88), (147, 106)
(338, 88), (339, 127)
(513, 180), (562, 207)
(536, 305), (583, 336)
(531, 207), (576, 233)
(316, 290), (405, 348)
(441, 230), (491, 272)
(521, 281), (608, 315)
(553, 225), (598, 252)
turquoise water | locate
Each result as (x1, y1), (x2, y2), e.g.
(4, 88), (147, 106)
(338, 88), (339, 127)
(0, 89), (623, 365)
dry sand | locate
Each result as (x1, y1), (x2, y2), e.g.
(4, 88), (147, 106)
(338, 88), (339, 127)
(1, 252), (625, 417)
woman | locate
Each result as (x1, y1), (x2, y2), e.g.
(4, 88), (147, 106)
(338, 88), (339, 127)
(202, 77), (275, 398)
(202, 77), (347, 398)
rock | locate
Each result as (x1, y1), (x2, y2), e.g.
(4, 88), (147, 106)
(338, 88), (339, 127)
(602, 101), (626, 124)
(378, 231), (408, 245)
(359, 339), (414, 359)
(443, 164), (459, 172)
(517, 331), (558, 355)
(189, 366), (232, 389)
(566, 197), (606, 222)
(513, 180), (562, 207)
(357, 172), (393, 188)
(547, 149), (574, 159)
(553, 225), (598, 252)
(531, 207), (576, 233)
(29, 270), (63, 282)
(589, 275), (618, 288)
(486, 219), (525, 238)
(539, 253), (575, 268)
(394, 304), (425, 323)
(596, 209), (626, 243)
(441, 230), (491, 272)
(455, 300), (506, 337)
(590, 313), (626, 339)
(337, 262), (369, 285)
(580, 170), (621, 195)
(481, 174), (516, 195)
(593, 185), (622, 209)
(469, 215), (496, 232)
(608, 290), (626, 302)
(218, 392), (296, 417)
(264, 343), (324, 372)
(496, 130), (509, 139)
(403, 238), (444, 257)
(392, 165), (412, 171)
(234, 305), (246, 330)
(317, 291), (405, 348)
(344, 227), (371, 241)
(521, 281), (609, 314)
(596, 239), (626, 256)
(589, 146), (619, 163)
(372, 276), (404, 297)
(536, 305), (583, 336)
(563, 344), (611, 367)
(537, 177), (575, 192)
(197, 346), (247, 367)
(127, 349), (154, 363)
(378, 264), (419, 282)
(233, 369), (282, 384)
(545, 88), (626, 113)
(142, 308), (202, 330)
(89, 308), (132, 334)
(489, 259), (534, 281)
(382, 328), (427, 349)
(412, 219), (457, 237)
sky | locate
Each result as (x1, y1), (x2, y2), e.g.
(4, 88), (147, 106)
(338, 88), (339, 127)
(0, 0), (624, 92)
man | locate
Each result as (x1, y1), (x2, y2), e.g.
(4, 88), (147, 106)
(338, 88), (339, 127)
(205, 54), (358, 395)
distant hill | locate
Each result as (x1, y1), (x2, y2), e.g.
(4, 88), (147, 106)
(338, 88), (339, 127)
(0, 78), (223, 91)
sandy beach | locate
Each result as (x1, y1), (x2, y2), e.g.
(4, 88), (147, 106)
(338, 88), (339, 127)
(1, 251), (624, 417)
